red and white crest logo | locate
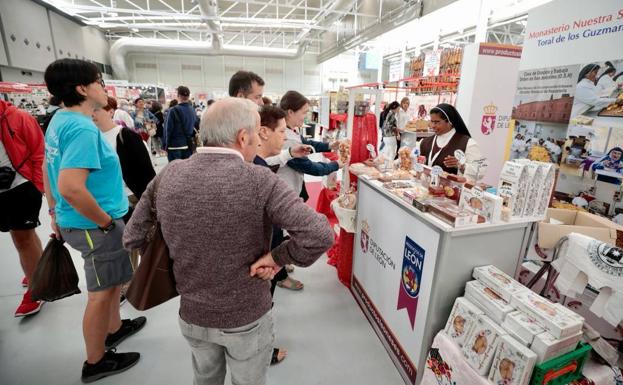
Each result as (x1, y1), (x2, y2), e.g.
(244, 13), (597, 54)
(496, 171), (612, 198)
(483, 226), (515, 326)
(481, 103), (498, 135)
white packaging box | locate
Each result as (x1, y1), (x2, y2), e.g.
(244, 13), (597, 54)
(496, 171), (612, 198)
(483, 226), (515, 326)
(488, 335), (538, 385)
(502, 311), (545, 346)
(465, 280), (515, 324)
(459, 187), (503, 224)
(534, 162), (555, 218)
(497, 161), (530, 218)
(462, 314), (508, 375)
(563, 288), (623, 343)
(501, 320), (532, 347)
(444, 297), (485, 347)
(531, 330), (582, 364)
(511, 290), (583, 339)
(473, 265), (528, 302)
(514, 160), (544, 218)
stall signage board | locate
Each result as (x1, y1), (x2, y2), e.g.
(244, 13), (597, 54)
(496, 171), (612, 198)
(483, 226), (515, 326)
(423, 50), (442, 77)
(353, 182), (440, 385)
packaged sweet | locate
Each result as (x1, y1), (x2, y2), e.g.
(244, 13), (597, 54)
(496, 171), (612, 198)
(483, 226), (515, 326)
(497, 161), (530, 218)
(464, 280), (514, 324)
(428, 201), (482, 227)
(513, 160), (544, 218)
(472, 265), (527, 302)
(337, 193), (357, 209)
(459, 188), (503, 224)
(511, 290), (583, 339)
(398, 146), (413, 171)
(444, 297), (484, 347)
(400, 185), (430, 204)
(531, 330), (582, 363)
(534, 162), (555, 218)
(502, 311), (545, 346)
(462, 314), (508, 375)
(488, 335), (537, 385)
(338, 139), (351, 164)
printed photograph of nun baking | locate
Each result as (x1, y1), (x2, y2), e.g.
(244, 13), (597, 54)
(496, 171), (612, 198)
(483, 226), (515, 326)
(510, 60), (623, 181)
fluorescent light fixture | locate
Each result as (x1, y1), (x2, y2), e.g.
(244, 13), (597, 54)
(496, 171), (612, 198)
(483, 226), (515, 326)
(131, 28), (139, 32)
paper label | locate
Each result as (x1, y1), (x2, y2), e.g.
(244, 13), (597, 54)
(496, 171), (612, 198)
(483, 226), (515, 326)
(431, 166), (443, 176)
(454, 150), (467, 165)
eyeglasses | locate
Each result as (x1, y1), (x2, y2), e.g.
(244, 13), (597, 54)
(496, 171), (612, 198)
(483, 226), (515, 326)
(95, 77), (105, 88)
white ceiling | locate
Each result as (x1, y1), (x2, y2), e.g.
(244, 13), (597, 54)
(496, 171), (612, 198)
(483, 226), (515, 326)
(40, 0), (411, 54)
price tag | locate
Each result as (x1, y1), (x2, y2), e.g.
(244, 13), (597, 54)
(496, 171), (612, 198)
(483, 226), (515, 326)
(414, 163), (424, 173)
(472, 187), (484, 199)
(454, 150), (466, 165)
(431, 166), (443, 176)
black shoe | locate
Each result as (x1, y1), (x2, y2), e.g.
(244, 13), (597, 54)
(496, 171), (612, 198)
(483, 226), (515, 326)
(81, 349), (140, 383)
(119, 294), (127, 306)
(105, 317), (147, 349)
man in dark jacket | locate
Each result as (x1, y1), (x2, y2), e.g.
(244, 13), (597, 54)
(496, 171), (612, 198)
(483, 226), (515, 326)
(163, 86), (197, 161)
(0, 100), (45, 317)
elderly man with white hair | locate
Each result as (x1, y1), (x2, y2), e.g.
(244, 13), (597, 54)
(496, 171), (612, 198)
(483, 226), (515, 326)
(123, 97), (334, 385)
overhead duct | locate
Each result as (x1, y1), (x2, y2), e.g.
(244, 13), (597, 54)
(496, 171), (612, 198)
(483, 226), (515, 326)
(110, 0), (357, 79)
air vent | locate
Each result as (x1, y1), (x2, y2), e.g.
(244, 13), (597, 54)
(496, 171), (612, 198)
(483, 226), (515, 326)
(10, 34), (16, 42)
(224, 65), (242, 72)
(136, 62), (157, 69)
(182, 64), (201, 71)
(304, 70), (320, 76)
(36, 42), (41, 49)
(24, 38), (29, 45)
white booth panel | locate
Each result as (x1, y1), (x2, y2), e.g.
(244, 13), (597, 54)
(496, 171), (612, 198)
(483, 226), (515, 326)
(0, 0), (55, 71)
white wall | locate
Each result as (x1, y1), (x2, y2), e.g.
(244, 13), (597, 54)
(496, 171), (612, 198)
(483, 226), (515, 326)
(126, 53), (323, 97)
(0, 0), (110, 80)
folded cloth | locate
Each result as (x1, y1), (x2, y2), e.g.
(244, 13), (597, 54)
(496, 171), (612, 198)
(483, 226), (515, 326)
(421, 332), (493, 385)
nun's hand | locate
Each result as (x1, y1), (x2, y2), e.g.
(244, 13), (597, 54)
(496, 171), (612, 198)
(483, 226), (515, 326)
(443, 155), (460, 169)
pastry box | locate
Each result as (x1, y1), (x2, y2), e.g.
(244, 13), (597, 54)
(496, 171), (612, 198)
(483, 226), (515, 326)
(459, 187), (503, 223)
(488, 335), (538, 385)
(444, 297), (484, 347)
(531, 330), (583, 364)
(514, 160), (544, 218)
(462, 314), (508, 375)
(464, 280), (515, 324)
(510, 290), (583, 339)
(502, 311), (545, 346)
(427, 201), (484, 227)
(497, 161), (530, 218)
(473, 265), (527, 302)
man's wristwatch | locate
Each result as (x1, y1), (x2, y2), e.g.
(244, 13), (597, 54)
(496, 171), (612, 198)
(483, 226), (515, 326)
(98, 219), (116, 234)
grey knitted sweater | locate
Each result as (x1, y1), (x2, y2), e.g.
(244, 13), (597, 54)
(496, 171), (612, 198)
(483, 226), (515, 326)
(123, 149), (334, 328)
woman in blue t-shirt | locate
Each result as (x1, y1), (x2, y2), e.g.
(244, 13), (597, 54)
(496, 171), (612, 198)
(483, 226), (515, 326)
(42, 59), (144, 383)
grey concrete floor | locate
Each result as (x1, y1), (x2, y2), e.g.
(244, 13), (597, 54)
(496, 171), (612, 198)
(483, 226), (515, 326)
(0, 168), (403, 385)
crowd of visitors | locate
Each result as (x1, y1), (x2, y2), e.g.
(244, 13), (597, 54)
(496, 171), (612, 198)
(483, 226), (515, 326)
(1, 59), (342, 384)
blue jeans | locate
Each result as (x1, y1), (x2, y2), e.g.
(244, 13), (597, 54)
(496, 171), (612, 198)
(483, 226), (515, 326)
(167, 148), (192, 161)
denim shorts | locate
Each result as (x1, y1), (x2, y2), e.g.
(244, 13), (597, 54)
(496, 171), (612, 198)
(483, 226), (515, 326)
(60, 219), (133, 292)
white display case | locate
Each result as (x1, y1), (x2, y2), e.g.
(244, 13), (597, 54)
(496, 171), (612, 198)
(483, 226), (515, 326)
(351, 177), (535, 385)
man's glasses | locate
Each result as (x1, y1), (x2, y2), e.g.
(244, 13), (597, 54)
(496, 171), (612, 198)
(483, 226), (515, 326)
(95, 77), (105, 88)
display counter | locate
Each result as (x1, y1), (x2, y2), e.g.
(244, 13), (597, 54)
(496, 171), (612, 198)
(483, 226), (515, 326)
(351, 177), (536, 385)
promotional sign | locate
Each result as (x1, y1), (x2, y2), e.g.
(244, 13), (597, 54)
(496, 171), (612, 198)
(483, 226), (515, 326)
(456, 43), (522, 185)
(423, 50), (442, 77)
(509, 0), (623, 214)
(353, 182), (440, 385)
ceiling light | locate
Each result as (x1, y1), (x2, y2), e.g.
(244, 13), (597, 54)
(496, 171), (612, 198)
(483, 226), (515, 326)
(107, 12), (118, 17)
(131, 28), (139, 32)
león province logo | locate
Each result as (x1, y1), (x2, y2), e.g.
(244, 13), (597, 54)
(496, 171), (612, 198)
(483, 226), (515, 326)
(481, 103), (498, 135)
(397, 236), (426, 330)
